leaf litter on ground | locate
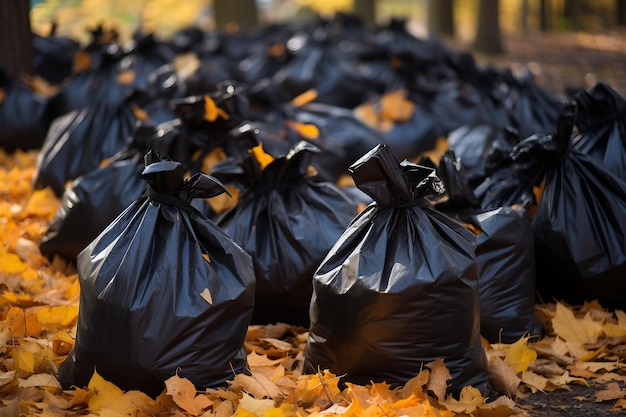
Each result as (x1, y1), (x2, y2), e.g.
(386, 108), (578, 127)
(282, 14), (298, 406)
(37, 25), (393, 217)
(0, 149), (625, 416)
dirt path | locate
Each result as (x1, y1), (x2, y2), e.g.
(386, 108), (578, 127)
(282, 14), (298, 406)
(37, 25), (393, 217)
(472, 30), (626, 99)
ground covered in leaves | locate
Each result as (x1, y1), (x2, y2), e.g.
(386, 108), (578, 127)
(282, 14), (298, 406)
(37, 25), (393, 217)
(1, 145), (626, 416)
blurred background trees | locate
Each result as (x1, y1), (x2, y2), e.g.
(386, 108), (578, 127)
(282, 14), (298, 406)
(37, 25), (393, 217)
(3, 0), (626, 79)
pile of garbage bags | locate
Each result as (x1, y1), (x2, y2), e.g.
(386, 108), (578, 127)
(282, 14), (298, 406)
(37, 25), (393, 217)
(3, 12), (626, 399)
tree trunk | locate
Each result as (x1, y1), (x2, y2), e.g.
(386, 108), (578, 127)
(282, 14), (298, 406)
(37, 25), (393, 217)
(521, 0), (529, 32)
(473, 0), (504, 54)
(353, 0), (377, 27)
(213, 0), (259, 31)
(0, 0), (33, 79)
(616, 0), (626, 26)
(540, 0), (552, 31)
(427, 0), (455, 37)
(563, 0), (582, 30)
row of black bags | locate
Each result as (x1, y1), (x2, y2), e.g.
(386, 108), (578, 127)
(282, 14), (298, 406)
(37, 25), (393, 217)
(58, 96), (626, 399)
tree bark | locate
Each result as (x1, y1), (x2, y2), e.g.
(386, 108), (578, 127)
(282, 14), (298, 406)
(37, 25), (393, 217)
(540, 0), (552, 31)
(521, 0), (529, 32)
(213, 0), (259, 31)
(428, 0), (455, 37)
(563, 0), (582, 30)
(473, 0), (504, 54)
(0, 0), (33, 79)
(353, 0), (377, 27)
(617, 0), (626, 26)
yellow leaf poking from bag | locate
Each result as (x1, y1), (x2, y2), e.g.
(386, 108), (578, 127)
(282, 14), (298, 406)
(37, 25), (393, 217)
(203, 96), (230, 122)
(249, 143), (275, 170)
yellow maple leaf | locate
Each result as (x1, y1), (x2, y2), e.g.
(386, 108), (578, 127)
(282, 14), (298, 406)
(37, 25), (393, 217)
(88, 370), (125, 411)
(164, 373), (212, 416)
(238, 393), (274, 415)
(13, 348), (35, 374)
(0, 252), (28, 275)
(552, 302), (603, 344)
(5, 305), (42, 337)
(37, 305), (80, 330)
(504, 336), (537, 374)
(294, 370), (341, 404)
(22, 188), (60, 220)
(442, 385), (485, 414)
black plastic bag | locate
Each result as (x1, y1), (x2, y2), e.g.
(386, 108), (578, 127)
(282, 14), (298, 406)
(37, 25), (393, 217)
(212, 141), (358, 326)
(512, 102), (626, 309)
(0, 67), (50, 152)
(435, 150), (542, 343)
(33, 99), (138, 196)
(38, 123), (210, 262)
(272, 100), (385, 182)
(304, 144), (490, 396)
(572, 82), (626, 179)
(58, 150), (255, 397)
(33, 26), (80, 85)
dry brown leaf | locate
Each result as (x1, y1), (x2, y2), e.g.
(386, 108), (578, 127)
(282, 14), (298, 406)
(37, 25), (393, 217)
(426, 358), (451, 401)
(164, 374), (213, 416)
(594, 382), (625, 402)
(489, 356), (521, 396)
(233, 372), (285, 399)
(528, 359), (565, 378)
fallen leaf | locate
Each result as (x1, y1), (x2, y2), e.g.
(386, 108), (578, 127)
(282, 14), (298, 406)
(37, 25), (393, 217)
(595, 382), (625, 402)
(88, 370), (124, 411)
(247, 351), (285, 368)
(443, 385), (485, 414)
(504, 336), (537, 373)
(488, 356), (521, 396)
(552, 302), (603, 344)
(200, 288), (213, 305)
(233, 372), (284, 399)
(18, 373), (61, 390)
(238, 392), (274, 415)
(164, 374), (212, 416)
(426, 358), (450, 400)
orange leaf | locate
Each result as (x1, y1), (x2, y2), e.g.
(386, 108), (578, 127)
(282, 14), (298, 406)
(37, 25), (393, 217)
(5, 306), (26, 337)
(0, 252), (28, 275)
(164, 374), (213, 416)
(37, 305), (79, 329)
(289, 121), (320, 139)
(203, 96), (230, 122)
(595, 382), (625, 402)
(249, 143), (275, 170)
(117, 70), (136, 85)
(291, 89), (318, 107)
(88, 370), (124, 411)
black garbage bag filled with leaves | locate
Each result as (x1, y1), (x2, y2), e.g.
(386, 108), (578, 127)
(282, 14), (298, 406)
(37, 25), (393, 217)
(434, 150), (542, 343)
(33, 25), (81, 85)
(572, 82), (626, 179)
(0, 67), (50, 152)
(501, 69), (563, 140)
(304, 144), (491, 396)
(472, 128), (539, 210)
(512, 102), (626, 310)
(34, 75), (177, 197)
(38, 122), (215, 262)
(264, 93), (384, 182)
(58, 150), (255, 397)
(354, 89), (442, 161)
(45, 42), (127, 121)
(212, 141), (358, 326)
